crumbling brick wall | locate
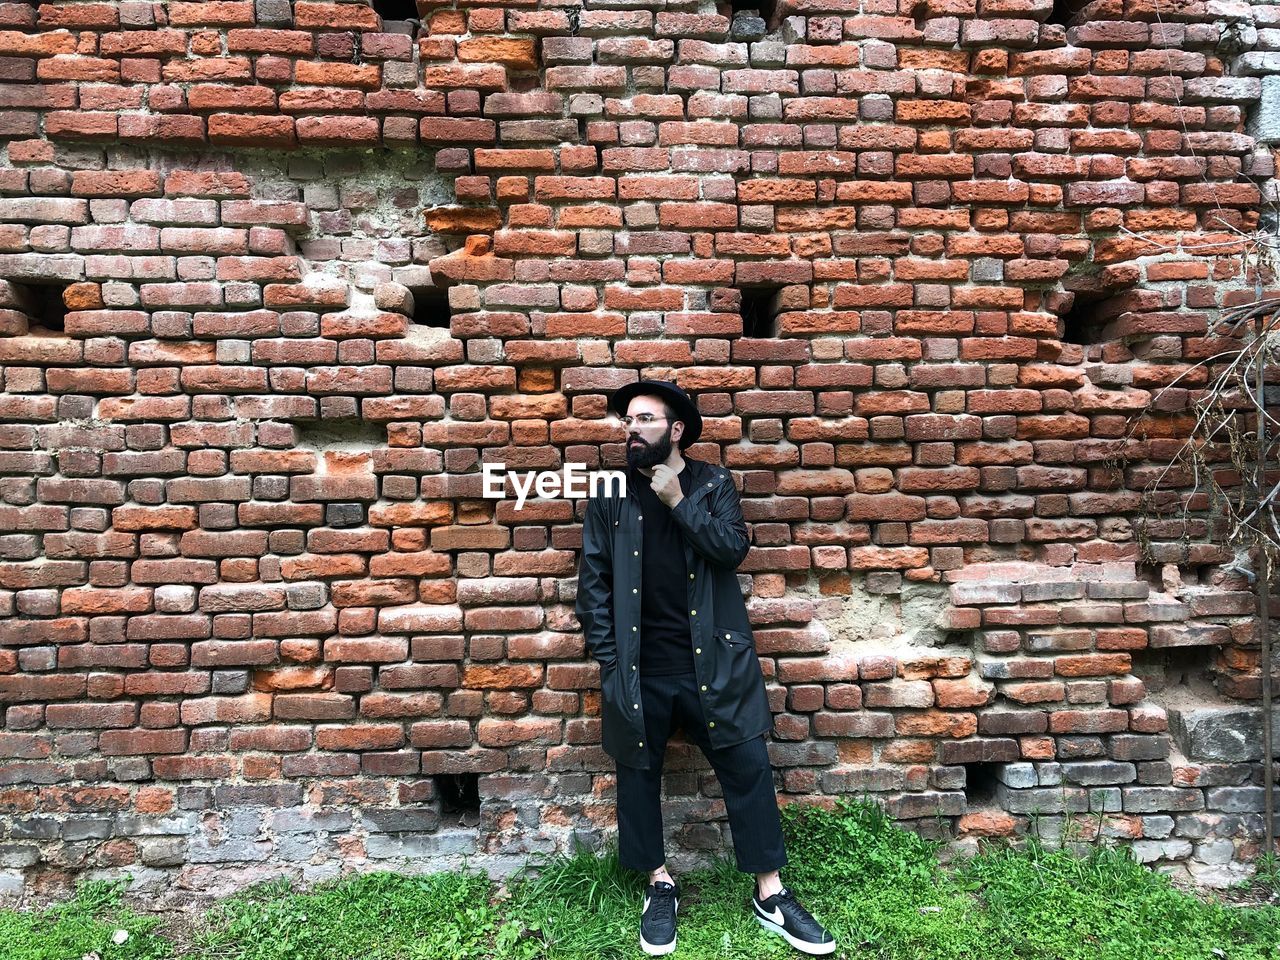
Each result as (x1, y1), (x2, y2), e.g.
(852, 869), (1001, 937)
(0, 0), (1277, 901)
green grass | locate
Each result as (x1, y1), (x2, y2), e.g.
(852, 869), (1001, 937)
(186, 869), (505, 960)
(781, 797), (1280, 960)
(501, 840), (794, 959)
(4, 797), (1278, 960)
(954, 840), (1279, 960)
(0, 879), (172, 960)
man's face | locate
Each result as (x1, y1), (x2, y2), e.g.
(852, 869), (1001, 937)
(625, 396), (680, 469)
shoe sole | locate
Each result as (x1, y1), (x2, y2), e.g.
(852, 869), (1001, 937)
(754, 912), (836, 956)
(640, 932), (677, 956)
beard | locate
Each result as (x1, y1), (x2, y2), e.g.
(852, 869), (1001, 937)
(626, 425), (675, 469)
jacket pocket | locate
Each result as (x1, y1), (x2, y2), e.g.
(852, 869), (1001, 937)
(597, 658), (617, 692)
(581, 605), (613, 626)
(579, 605), (617, 662)
(597, 661), (620, 719)
(714, 625), (753, 648)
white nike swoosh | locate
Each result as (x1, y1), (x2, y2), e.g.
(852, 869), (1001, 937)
(757, 902), (785, 925)
(644, 895), (678, 914)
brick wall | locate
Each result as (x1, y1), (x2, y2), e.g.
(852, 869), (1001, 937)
(0, 0), (1277, 901)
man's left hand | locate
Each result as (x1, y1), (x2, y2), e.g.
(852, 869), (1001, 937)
(650, 464), (684, 509)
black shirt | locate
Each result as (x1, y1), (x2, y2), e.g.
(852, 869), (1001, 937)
(631, 461), (697, 676)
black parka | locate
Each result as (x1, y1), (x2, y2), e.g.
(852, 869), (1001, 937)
(574, 456), (773, 770)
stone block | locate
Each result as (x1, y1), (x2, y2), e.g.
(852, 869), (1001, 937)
(1060, 760), (1136, 786)
(995, 784), (1089, 815)
(1168, 707), (1280, 762)
(1122, 787), (1204, 814)
(1205, 786), (1266, 813)
(1130, 839), (1194, 863)
(994, 762), (1038, 789)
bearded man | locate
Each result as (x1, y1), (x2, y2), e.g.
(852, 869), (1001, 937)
(574, 379), (836, 956)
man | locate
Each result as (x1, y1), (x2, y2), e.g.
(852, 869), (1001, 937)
(574, 379), (836, 956)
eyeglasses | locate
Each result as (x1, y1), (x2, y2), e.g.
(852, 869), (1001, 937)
(621, 414), (668, 427)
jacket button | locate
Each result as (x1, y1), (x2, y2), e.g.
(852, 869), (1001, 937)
(638, 741), (644, 747)
(632, 588), (637, 594)
(690, 609), (696, 616)
(688, 573), (694, 579)
(725, 633), (731, 639)
(695, 647), (701, 654)
(633, 703), (638, 709)
(701, 684), (707, 691)
(633, 550), (638, 556)
(632, 626), (637, 632)
(632, 664), (637, 670)
(708, 721), (715, 728)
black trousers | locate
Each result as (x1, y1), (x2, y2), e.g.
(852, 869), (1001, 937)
(615, 669), (788, 874)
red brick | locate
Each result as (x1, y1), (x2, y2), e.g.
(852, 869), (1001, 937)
(293, 115), (381, 145)
(316, 724), (404, 751)
(71, 170), (163, 198)
(294, 1), (380, 29)
(167, 2), (255, 26)
(1055, 654), (1132, 677)
(208, 114), (296, 147)
(463, 665), (544, 689)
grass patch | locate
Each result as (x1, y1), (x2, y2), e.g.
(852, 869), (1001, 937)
(956, 840), (1279, 960)
(0, 879), (172, 960)
(783, 796), (1280, 960)
(185, 869), (506, 960)
(779, 796), (993, 957)
(502, 840), (794, 959)
(3, 798), (1278, 960)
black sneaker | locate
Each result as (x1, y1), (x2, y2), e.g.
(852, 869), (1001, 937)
(752, 884), (836, 955)
(640, 878), (679, 955)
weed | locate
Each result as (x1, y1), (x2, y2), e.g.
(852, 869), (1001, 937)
(1252, 852), (1280, 897)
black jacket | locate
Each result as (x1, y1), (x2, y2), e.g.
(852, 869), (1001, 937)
(574, 456), (773, 770)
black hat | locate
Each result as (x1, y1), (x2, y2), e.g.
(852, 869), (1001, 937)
(609, 379), (703, 450)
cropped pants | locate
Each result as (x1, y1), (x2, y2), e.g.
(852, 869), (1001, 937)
(614, 668), (788, 874)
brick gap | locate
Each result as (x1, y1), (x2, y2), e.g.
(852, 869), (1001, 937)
(729, 0), (778, 33)
(738, 284), (785, 338)
(372, 0), (421, 25)
(962, 761), (1000, 806)
(1136, 561), (1163, 591)
(409, 285), (452, 329)
(1131, 645), (1219, 701)
(435, 772), (482, 824)
(7, 280), (70, 336)
(293, 417), (387, 449)
(1046, 0), (1090, 27)
(910, 0), (928, 31)
(1059, 291), (1107, 346)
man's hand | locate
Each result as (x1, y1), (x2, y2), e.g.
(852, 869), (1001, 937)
(650, 464), (685, 509)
